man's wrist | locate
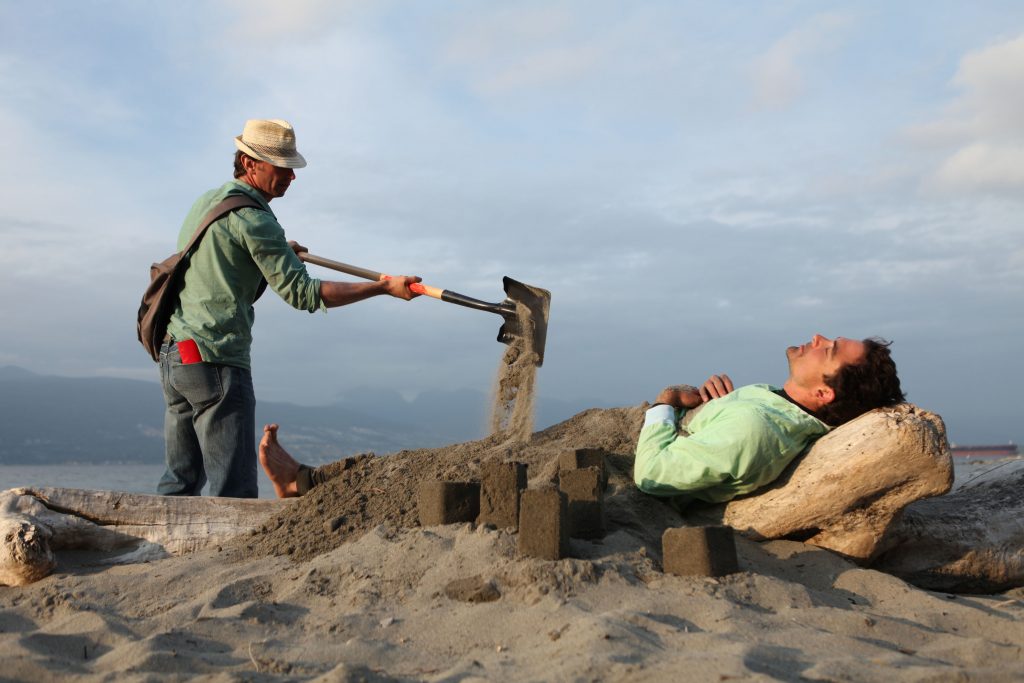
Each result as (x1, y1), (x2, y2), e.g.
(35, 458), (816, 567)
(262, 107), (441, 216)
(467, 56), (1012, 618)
(643, 403), (678, 428)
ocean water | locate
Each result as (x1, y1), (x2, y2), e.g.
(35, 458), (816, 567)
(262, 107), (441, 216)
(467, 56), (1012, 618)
(951, 455), (1024, 491)
(0, 463), (278, 499)
(0, 456), (1019, 500)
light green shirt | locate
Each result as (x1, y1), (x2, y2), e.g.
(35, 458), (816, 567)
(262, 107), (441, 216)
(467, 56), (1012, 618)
(634, 384), (829, 505)
(167, 180), (325, 369)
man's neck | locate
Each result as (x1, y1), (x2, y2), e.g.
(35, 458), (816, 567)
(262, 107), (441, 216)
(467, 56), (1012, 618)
(238, 177), (274, 203)
(780, 381), (820, 417)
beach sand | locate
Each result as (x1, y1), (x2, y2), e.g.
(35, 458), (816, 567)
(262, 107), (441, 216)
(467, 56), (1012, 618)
(1, 406), (1022, 681)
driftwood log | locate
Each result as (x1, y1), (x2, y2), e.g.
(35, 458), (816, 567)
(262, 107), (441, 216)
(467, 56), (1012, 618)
(694, 404), (954, 561)
(0, 488), (286, 586)
(871, 465), (1024, 593)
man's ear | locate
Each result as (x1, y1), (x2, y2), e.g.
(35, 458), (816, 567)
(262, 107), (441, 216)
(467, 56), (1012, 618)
(815, 384), (836, 406)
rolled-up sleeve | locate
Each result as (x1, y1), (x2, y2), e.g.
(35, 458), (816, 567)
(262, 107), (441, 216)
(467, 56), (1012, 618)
(237, 209), (325, 313)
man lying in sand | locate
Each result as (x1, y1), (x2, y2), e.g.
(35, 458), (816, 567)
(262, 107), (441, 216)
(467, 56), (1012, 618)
(260, 333), (903, 502)
(634, 334), (904, 505)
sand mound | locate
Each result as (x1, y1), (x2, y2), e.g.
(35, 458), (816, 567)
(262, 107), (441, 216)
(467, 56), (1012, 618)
(3, 405), (1023, 680)
(4, 521), (1022, 680)
(234, 405), (656, 562)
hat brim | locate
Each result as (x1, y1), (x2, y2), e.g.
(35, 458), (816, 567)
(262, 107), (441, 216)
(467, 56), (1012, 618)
(235, 136), (307, 169)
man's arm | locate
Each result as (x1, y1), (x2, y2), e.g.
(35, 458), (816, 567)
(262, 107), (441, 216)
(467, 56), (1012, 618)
(287, 240), (421, 307)
(653, 374), (734, 409)
(634, 375), (758, 501)
(634, 405), (756, 497)
(318, 276), (420, 307)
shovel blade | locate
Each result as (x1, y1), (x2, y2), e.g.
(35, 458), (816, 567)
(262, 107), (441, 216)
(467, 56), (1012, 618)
(497, 276), (551, 366)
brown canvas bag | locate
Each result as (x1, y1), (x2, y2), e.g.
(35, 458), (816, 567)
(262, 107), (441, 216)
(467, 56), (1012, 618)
(136, 195), (263, 361)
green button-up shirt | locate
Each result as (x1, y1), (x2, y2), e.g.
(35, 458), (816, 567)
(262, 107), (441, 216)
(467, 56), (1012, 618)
(634, 384), (829, 505)
(167, 180), (325, 369)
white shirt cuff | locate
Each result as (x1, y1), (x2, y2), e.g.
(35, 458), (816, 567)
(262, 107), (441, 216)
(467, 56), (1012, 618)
(644, 404), (678, 428)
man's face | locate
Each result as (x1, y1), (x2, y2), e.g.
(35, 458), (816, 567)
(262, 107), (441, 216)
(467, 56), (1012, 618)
(786, 334), (866, 394)
(245, 158), (295, 199)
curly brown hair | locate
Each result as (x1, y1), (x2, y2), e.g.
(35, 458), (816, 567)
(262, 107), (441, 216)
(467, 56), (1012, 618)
(816, 337), (905, 426)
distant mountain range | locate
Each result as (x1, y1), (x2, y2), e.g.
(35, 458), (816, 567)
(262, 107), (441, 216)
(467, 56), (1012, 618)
(0, 366), (611, 465)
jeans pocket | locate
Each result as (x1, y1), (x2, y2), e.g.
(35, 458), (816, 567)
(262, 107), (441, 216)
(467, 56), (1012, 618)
(171, 361), (225, 410)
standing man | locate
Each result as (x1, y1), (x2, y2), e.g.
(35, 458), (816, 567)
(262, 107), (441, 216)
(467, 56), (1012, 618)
(635, 334), (905, 505)
(158, 119), (420, 498)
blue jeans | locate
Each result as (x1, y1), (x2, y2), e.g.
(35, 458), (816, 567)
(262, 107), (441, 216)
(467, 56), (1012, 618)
(158, 340), (258, 498)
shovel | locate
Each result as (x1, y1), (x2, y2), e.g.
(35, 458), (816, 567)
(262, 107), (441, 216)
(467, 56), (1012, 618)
(299, 253), (551, 366)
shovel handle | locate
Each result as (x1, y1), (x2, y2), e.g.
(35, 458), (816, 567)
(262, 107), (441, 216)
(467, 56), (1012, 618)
(299, 253), (382, 281)
(299, 252), (441, 298)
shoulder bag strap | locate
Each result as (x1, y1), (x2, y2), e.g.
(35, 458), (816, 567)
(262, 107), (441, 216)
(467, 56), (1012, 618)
(180, 194), (264, 256)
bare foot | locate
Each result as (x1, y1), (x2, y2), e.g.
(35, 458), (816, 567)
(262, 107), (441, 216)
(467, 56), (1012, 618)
(258, 424), (301, 498)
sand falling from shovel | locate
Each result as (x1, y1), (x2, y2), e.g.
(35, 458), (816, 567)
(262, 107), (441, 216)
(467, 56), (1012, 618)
(489, 301), (539, 442)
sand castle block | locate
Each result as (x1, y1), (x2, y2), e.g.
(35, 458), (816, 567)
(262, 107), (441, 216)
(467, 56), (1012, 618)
(559, 448), (608, 490)
(558, 466), (606, 539)
(517, 487), (569, 560)
(662, 526), (739, 577)
(477, 461), (528, 529)
(417, 481), (481, 527)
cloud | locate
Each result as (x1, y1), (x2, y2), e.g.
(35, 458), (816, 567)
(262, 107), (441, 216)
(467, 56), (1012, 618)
(931, 142), (1024, 192)
(219, 0), (367, 43)
(824, 256), (963, 290)
(750, 12), (854, 110)
(916, 33), (1024, 195)
(441, 5), (622, 96)
(788, 296), (824, 308)
(444, 6), (574, 65)
(0, 57), (116, 123)
(0, 2), (1021, 449)
(952, 34), (1024, 137)
(474, 43), (609, 95)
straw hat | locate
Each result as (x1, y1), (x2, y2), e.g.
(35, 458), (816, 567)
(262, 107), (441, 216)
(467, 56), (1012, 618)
(234, 119), (307, 168)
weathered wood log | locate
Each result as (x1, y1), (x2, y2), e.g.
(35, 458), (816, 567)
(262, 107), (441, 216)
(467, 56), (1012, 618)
(23, 487), (287, 553)
(0, 492), (55, 587)
(0, 488), (288, 587)
(871, 465), (1024, 593)
(693, 404), (953, 561)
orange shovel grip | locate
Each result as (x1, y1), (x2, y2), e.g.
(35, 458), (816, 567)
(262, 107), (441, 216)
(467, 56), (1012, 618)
(384, 277), (441, 299)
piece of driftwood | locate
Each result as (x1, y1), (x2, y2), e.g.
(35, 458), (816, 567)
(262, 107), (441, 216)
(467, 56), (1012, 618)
(0, 488), (287, 587)
(871, 465), (1024, 593)
(693, 404), (953, 562)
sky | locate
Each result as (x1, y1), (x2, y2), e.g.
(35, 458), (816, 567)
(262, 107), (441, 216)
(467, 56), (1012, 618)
(1, 1), (1022, 446)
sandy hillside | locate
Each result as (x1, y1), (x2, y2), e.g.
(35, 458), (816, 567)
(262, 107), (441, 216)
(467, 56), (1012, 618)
(0, 406), (1022, 681)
